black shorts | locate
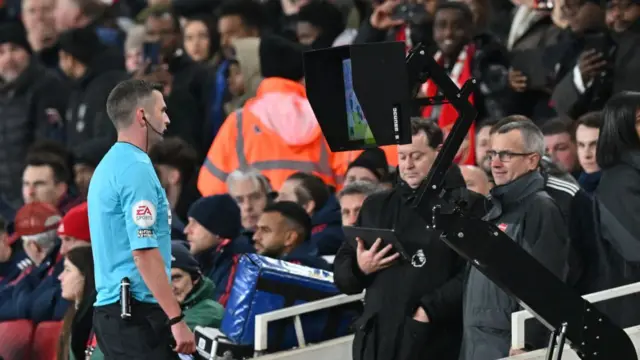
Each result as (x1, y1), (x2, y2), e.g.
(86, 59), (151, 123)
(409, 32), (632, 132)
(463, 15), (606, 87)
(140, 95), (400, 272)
(93, 301), (179, 360)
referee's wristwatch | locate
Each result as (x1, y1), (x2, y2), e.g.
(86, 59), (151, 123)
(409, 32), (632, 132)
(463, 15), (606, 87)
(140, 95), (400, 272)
(167, 313), (185, 327)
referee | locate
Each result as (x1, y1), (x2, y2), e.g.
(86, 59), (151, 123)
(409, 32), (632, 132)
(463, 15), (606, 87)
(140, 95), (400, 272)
(88, 79), (195, 359)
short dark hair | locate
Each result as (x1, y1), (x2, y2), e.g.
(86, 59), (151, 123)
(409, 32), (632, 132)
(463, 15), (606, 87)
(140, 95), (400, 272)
(574, 111), (602, 142)
(490, 115), (534, 135)
(575, 111), (602, 130)
(27, 140), (72, 168)
(25, 152), (70, 184)
(146, 8), (181, 33)
(217, 0), (268, 31)
(597, 91), (640, 169)
(106, 79), (161, 129)
(435, 1), (474, 24)
(264, 201), (312, 242)
(26, 140), (73, 185)
(286, 172), (330, 212)
(149, 137), (199, 184)
(410, 117), (443, 149)
(540, 116), (574, 137)
(297, 0), (345, 36)
(476, 118), (499, 134)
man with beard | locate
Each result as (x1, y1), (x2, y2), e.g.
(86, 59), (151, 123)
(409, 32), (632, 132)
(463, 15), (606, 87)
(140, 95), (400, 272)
(334, 118), (487, 360)
(88, 79), (195, 358)
(253, 201), (331, 270)
(0, 21), (68, 219)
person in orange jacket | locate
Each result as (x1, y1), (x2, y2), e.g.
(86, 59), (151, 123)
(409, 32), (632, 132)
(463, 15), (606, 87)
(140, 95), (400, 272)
(198, 34), (345, 196)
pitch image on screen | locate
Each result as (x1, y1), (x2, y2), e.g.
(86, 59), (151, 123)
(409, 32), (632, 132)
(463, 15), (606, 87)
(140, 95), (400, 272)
(343, 59), (376, 145)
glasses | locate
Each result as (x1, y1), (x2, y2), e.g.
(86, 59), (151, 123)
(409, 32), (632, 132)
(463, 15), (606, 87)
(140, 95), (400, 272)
(486, 150), (534, 162)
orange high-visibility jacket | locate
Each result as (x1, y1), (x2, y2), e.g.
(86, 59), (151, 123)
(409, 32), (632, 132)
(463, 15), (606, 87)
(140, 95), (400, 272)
(198, 78), (342, 196)
(332, 146), (399, 178)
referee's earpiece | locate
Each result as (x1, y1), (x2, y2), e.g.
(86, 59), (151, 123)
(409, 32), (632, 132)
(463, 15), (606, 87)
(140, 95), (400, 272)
(141, 111), (165, 136)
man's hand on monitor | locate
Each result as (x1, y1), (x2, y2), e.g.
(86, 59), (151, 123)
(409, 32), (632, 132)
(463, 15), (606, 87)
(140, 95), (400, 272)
(356, 237), (400, 275)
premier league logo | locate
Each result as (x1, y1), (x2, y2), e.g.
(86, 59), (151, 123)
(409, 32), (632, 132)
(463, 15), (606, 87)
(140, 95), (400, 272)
(411, 249), (426, 268)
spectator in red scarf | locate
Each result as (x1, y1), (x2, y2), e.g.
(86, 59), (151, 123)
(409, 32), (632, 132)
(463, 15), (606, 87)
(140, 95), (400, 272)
(423, 2), (476, 164)
(422, 2), (509, 165)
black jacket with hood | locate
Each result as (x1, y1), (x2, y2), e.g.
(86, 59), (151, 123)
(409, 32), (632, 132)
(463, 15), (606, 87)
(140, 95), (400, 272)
(65, 47), (127, 149)
(461, 171), (570, 360)
(334, 166), (487, 360)
(0, 58), (68, 215)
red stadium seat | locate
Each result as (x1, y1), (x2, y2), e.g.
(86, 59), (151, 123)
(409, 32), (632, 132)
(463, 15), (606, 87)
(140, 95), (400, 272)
(0, 319), (34, 360)
(30, 321), (63, 360)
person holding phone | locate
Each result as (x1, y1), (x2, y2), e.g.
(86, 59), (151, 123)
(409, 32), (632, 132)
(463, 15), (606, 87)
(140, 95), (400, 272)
(353, 0), (436, 52)
(333, 118), (487, 360)
(550, 0), (612, 118)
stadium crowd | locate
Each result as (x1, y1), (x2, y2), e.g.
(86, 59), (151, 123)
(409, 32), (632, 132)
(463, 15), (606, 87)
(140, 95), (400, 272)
(0, 0), (639, 358)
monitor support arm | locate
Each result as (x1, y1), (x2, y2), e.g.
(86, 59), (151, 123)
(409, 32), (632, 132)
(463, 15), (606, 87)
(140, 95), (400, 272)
(402, 43), (637, 360)
(405, 44), (477, 216)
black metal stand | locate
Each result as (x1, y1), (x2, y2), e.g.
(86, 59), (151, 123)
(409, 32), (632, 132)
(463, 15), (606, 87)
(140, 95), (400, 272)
(546, 322), (569, 360)
(405, 43), (637, 360)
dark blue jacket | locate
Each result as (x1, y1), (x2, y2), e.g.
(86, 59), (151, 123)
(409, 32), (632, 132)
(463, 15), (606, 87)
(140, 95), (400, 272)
(0, 239), (32, 287)
(0, 243), (69, 322)
(171, 209), (187, 241)
(24, 259), (69, 323)
(198, 236), (255, 306)
(578, 171), (601, 194)
(282, 240), (331, 271)
(310, 196), (344, 256)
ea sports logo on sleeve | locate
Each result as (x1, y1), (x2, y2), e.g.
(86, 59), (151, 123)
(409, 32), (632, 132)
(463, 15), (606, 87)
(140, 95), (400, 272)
(132, 200), (156, 228)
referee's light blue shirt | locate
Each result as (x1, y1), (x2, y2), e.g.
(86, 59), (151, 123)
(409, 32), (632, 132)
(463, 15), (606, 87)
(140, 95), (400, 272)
(88, 142), (172, 306)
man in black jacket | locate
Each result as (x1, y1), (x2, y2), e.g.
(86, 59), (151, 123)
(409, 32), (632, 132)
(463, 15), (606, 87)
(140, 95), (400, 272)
(551, 3), (640, 118)
(489, 115), (599, 296)
(334, 118), (487, 360)
(58, 27), (128, 148)
(461, 120), (570, 359)
(141, 8), (211, 157)
(0, 22), (69, 220)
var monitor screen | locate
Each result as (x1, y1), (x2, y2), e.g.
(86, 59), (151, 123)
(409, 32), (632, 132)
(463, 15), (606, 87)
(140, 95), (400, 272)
(303, 42), (412, 152)
(342, 59), (376, 146)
